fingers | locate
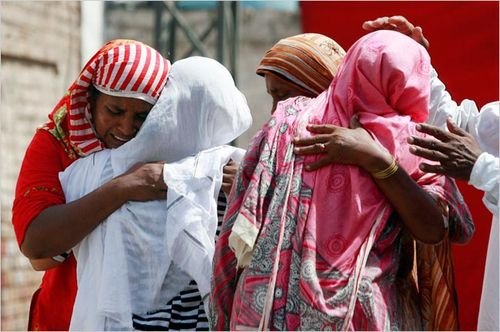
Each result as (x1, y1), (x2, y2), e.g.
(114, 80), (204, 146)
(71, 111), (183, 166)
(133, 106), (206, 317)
(446, 117), (468, 137)
(156, 190), (168, 200)
(362, 16), (393, 31)
(387, 15), (414, 34)
(221, 182), (232, 195)
(418, 162), (446, 175)
(223, 165), (238, 175)
(304, 157), (331, 171)
(411, 26), (430, 49)
(415, 123), (452, 142)
(363, 16), (412, 32)
(362, 20), (377, 31)
(409, 145), (449, 163)
(408, 136), (450, 162)
(305, 124), (338, 134)
(294, 142), (328, 155)
(363, 16), (430, 50)
(293, 124), (338, 147)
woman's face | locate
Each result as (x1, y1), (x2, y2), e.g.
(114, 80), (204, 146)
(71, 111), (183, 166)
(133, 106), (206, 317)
(265, 72), (315, 114)
(91, 92), (153, 149)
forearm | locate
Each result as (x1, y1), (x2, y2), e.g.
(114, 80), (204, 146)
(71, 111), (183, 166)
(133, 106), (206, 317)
(21, 177), (128, 259)
(372, 167), (445, 243)
(364, 155), (445, 244)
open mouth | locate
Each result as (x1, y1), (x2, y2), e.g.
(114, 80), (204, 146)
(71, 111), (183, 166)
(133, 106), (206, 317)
(111, 133), (132, 143)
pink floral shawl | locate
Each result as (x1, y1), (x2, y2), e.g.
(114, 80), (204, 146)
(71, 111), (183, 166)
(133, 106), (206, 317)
(210, 30), (470, 330)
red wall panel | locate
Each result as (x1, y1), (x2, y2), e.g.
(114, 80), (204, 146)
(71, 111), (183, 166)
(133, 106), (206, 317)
(300, 2), (499, 330)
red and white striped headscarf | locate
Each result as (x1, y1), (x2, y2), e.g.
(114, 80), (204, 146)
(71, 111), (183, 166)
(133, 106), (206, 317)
(42, 39), (171, 158)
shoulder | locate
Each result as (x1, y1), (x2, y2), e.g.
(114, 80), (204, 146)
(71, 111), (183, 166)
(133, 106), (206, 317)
(26, 129), (75, 169)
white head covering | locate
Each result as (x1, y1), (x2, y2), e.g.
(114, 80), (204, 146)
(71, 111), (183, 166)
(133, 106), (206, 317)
(111, 56), (252, 173)
(65, 57), (252, 330)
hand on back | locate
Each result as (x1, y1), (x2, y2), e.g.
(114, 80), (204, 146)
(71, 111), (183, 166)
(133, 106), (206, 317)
(293, 116), (393, 173)
(408, 118), (482, 181)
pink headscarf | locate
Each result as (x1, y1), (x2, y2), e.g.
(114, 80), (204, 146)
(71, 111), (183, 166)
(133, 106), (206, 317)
(301, 29), (432, 272)
(42, 39), (171, 158)
(212, 30), (438, 330)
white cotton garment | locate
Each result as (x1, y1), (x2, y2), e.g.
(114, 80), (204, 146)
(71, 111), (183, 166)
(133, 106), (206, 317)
(163, 146), (245, 315)
(62, 56), (252, 331)
(428, 70), (499, 156)
(469, 102), (499, 156)
(428, 72), (499, 331)
(427, 67), (479, 131)
(471, 152), (499, 331)
(469, 102), (499, 331)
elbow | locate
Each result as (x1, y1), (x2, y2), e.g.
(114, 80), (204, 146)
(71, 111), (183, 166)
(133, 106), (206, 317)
(30, 262), (48, 272)
(414, 219), (447, 244)
(21, 245), (43, 260)
(20, 237), (48, 260)
(417, 231), (446, 244)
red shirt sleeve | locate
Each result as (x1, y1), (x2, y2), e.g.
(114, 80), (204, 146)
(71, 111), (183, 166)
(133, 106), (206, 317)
(12, 130), (74, 246)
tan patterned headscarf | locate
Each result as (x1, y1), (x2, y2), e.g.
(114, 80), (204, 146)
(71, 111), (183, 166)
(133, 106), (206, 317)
(256, 33), (346, 96)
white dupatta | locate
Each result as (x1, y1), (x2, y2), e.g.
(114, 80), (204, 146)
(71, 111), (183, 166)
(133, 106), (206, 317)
(61, 57), (252, 331)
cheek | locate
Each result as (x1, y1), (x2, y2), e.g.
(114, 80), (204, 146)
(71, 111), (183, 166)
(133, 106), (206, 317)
(92, 112), (111, 138)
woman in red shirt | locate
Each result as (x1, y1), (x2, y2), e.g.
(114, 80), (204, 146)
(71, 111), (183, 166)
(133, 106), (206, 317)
(12, 39), (171, 330)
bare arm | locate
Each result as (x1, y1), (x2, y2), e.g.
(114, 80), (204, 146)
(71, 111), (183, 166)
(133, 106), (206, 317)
(29, 258), (62, 271)
(21, 162), (167, 259)
(293, 122), (445, 244)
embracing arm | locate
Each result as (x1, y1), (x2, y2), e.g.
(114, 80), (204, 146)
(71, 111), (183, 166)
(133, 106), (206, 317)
(14, 131), (167, 260)
(294, 122), (445, 244)
(22, 163), (167, 259)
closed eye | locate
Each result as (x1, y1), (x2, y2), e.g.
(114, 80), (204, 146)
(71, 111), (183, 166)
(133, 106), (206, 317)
(106, 106), (122, 115)
(136, 112), (149, 121)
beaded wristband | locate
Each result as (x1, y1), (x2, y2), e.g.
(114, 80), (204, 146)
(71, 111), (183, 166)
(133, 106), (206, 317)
(372, 158), (399, 179)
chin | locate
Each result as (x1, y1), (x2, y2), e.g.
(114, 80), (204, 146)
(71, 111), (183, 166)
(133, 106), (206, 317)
(105, 140), (122, 149)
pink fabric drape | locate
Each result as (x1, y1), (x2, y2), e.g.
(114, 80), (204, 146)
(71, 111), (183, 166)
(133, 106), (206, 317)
(211, 30), (456, 330)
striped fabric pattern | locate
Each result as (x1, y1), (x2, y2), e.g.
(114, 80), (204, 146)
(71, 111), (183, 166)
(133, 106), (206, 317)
(416, 237), (459, 330)
(42, 39), (170, 158)
(256, 33), (346, 96)
(132, 191), (227, 331)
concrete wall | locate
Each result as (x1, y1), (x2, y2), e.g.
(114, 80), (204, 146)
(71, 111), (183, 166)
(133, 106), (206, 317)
(105, 4), (301, 148)
(0, 2), (300, 330)
(1, 2), (81, 330)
